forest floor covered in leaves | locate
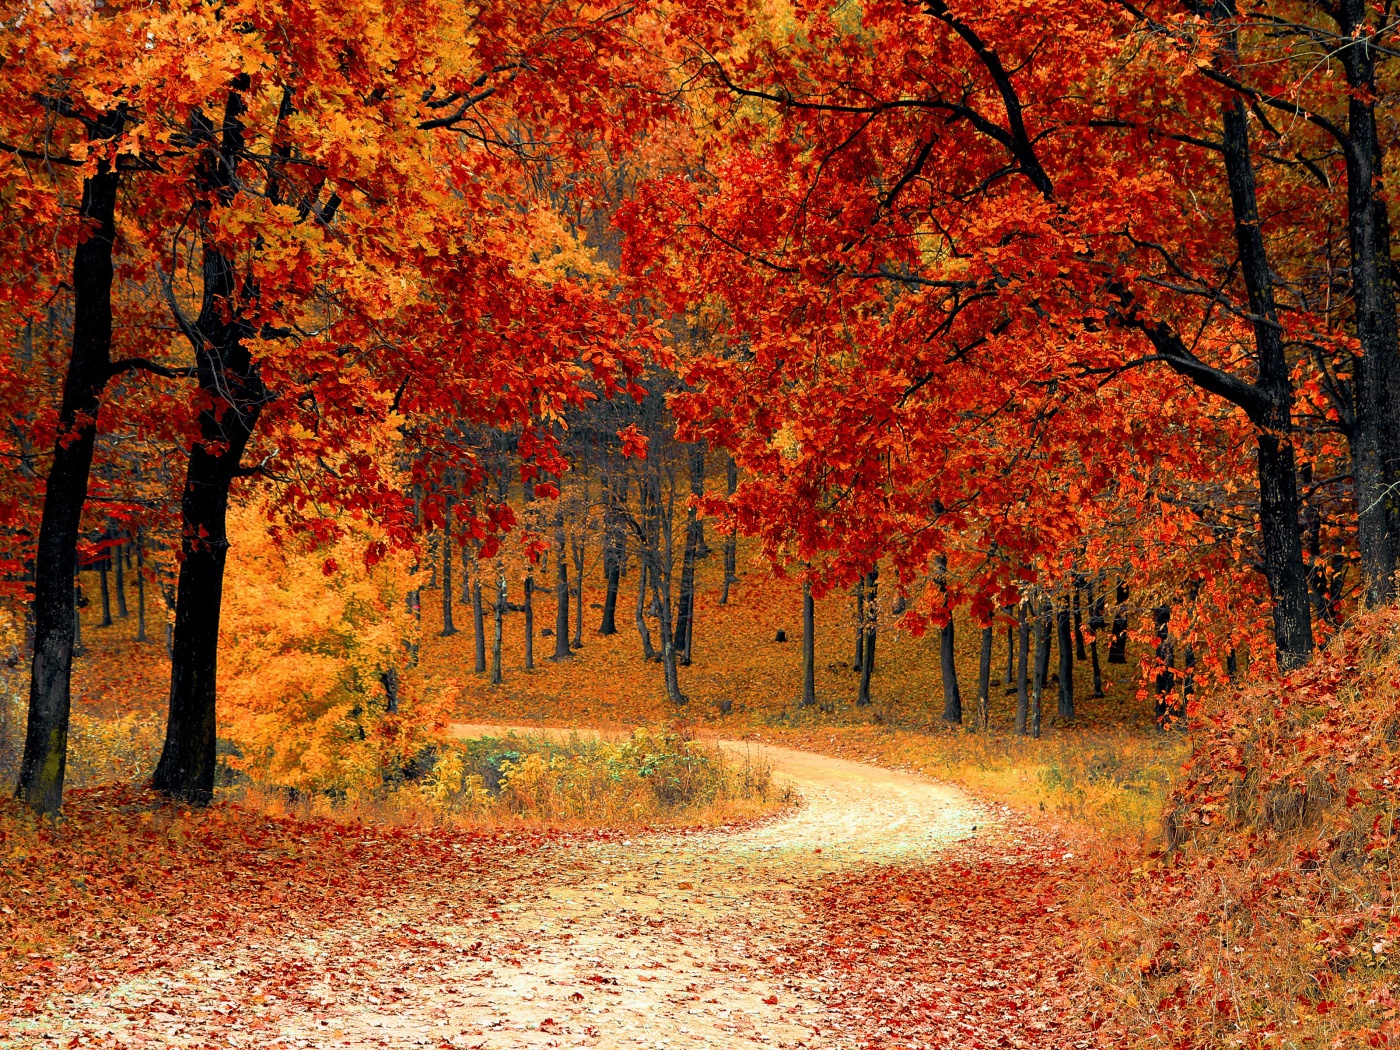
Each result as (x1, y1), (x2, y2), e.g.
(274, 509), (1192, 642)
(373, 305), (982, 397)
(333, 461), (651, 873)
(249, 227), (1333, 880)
(1, 740), (1106, 1049)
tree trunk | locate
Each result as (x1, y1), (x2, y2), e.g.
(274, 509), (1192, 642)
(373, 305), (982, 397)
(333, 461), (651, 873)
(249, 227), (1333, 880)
(441, 498), (456, 637)
(1072, 582), (1086, 659)
(153, 86), (268, 805)
(98, 553), (112, 627)
(491, 569), (505, 686)
(936, 556), (960, 723)
(1088, 579), (1105, 698)
(114, 540), (128, 618)
(524, 571), (535, 670)
(720, 455), (738, 605)
(600, 472), (625, 635)
(634, 557), (656, 660)
(1154, 605), (1177, 725)
(1057, 600), (1074, 719)
(857, 568), (877, 706)
(1219, 97), (1315, 671)
(977, 625), (992, 731)
(675, 448), (704, 666)
(801, 577), (816, 707)
(571, 530), (584, 650)
(134, 532), (148, 643)
(1015, 602), (1030, 735)
(1108, 580), (1129, 663)
(853, 576), (866, 672)
(552, 514), (571, 661)
(1032, 600), (1051, 739)
(16, 142), (122, 815)
(472, 574), (486, 673)
(940, 617), (961, 723)
(1336, 0), (1400, 603)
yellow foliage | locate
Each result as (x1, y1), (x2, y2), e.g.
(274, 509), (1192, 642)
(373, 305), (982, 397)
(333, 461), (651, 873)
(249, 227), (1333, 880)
(218, 499), (457, 796)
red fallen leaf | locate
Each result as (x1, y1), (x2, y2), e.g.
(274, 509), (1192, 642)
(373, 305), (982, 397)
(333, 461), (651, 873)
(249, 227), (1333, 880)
(569, 991), (584, 1002)
(763, 995), (778, 1005)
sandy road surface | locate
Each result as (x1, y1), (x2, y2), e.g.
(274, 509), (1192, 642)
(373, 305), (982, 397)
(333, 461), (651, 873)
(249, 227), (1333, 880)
(6, 733), (989, 1049)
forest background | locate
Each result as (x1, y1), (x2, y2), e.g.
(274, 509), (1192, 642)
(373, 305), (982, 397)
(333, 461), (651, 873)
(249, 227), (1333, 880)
(5, 0), (1400, 1045)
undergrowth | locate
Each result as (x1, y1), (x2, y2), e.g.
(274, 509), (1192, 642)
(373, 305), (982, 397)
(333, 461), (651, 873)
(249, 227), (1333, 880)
(238, 726), (784, 829)
(1088, 605), (1400, 1047)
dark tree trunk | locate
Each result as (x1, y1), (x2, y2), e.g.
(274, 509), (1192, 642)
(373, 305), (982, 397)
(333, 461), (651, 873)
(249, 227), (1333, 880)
(153, 86), (268, 805)
(524, 571), (535, 670)
(1219, 97), (1315, 670)
(1335, 0), (1400, 603)
(380, 667), (399, 714)
(491, 570), (505, 686)
(977, 625), (993, 731)
(600, 472), (625, 635)
(17, 134), (123, 816)
(1031, 600), (1051, 739)
(440, 499), (457, 637)
(801, 578), (816, 707)
(98, 554), (112, 627)
(1072, 582), (1086, 659)
(72, 563), (83, 656)
(134, 533), (148, 643)
(1088, 579), (1105, 698)
(940, 618), (961, 723)
(936, 556), (960, 723)
(1056, 601), (1074, 719)
(857, 568), (877, 706)
(114, 540), (128, 618)
(720, 455), (738, 605)
(552, 512), (571, 661)
(634, 557), (656, 660)
(571, 530), (584, 650)
(1153, 605), (1177, 725)
(675, 447), (703, 666)
(472, 574), (486, 673)
(1015, 603), (1030, 735)
(852, 576), (866, 672)
(1108, 581), (1129, 663)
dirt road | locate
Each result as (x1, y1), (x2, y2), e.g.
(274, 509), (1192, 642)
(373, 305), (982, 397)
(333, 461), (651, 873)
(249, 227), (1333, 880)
(5, 735), (1102, 1049)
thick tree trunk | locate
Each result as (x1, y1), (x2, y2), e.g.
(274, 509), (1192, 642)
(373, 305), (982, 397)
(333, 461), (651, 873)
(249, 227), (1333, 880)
(153, 86), (267, 805)
(1056, 601), (1074, 719)
(720, 455), (738, 605)
(936, 556), (960, 723)
(1015, 602), (1030, 735)
(857, 568), (877, 706)
(16, 145), (122, 816)
(977, 625), (992, 731)
(1219, 98), (1315, 671)
(441, 499), (456, 637)
(1336, 0), (1400, 603)
(472, 575), (486, 673)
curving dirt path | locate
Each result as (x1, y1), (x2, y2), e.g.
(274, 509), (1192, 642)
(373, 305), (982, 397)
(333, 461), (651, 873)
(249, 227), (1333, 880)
(302, 728), (989, 1049)
(8, 733), (1097, 1050)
